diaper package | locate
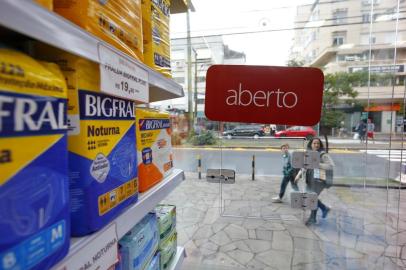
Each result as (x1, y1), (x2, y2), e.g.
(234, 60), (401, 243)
(35, 0), (53, 10)
(136, 108), (173, 192)
(145, 252), (160, 270)
(34, 45), (138, 236)
(159, 229), (177, 270)
(142, 0), (171, 77)
(0, 49), (70, 270)
(54, 0), (143, 61)
(119, 213), (159, 270)
(155, 205), (176, 241)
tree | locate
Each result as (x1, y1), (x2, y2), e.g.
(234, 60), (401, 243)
(287, 59), (305, 67)
(287, 60), (359, 129)
(322, 72), (392, 128)
(321, 72), (359, 129)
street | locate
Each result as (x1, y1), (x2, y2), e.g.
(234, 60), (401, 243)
(173, 147), (402, 179)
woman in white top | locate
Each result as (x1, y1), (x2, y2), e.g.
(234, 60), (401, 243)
(295, 137), (334, 225)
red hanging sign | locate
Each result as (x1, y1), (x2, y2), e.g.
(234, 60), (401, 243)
(204, 65), (324, 125)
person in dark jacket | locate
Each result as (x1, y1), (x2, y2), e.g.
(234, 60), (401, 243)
(295, 137), (334, 225)
(357, 120), (367, 143)
(272, 144), (299, 203)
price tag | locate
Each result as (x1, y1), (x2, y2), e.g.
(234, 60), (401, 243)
(99, 44), (149, 102)
(55, 223), (118, 270)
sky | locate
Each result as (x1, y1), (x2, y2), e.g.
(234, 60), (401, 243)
(170, 0), (314, 66)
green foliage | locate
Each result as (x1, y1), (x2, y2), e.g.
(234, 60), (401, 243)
(288, 59), (394, 129)
(322, 71), (393, 128)
(287, 59), (305, 67)
(321, 72), (359, 128)
(320, 110), (345, 129)
(190, 130), (217, 146)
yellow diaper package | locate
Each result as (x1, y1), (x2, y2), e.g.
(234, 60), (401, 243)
(35, 0), (53, 10)
(54, 0), (143, 61)
(0, 49), (70, 269)
(142, 0), (171, 77)
(136, 108), (173, 192)
(34, 45), (138, 236)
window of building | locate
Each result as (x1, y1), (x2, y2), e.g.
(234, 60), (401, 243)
(362, 0), (380, 6)
(396, 76), (405, 86)
(361, 34), (376, 45)
(332, 31), (346, 46)
(337, 54), (346, 61)
(332, 9), (348, 24)
(333, 36), (345, 46)
(362, 13), (378, 23)
(373, 49), (395, 60)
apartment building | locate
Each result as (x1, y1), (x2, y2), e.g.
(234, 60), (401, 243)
(155, 35), (246, 123)
(290, 0), (406, 133)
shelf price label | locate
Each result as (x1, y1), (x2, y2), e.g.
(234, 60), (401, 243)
(99, 44), (149, 102)
(55, 223), (118, 270)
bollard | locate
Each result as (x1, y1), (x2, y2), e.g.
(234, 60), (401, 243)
(252, 155), (255, 180)
(197, 154), (202, 179)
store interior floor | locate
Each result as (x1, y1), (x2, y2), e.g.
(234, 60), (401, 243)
(162, 173), (406, 270)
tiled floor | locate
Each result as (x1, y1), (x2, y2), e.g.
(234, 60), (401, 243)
(162, 173), (406, 270)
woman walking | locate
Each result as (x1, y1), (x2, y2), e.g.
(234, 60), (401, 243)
(295, 137), (334, 225)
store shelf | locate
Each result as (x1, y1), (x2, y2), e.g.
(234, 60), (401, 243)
(52, 169), (185, 270)
(0, 0), (184, 102)
(168, 247), (187, 270)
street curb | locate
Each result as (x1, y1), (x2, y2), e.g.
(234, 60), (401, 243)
(173, 146), (359, 153)
(333, 183), (406, 189)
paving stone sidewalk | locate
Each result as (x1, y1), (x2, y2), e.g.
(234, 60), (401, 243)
(162, 173), (406, 270)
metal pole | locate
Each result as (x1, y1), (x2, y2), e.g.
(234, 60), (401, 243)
(186, 3), (193, 132)
(252, 155), (255, 180)
(194, 49), (198, 123)
(197, 154), (202, 179)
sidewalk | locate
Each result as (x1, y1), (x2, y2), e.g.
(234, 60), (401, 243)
(175, 136), (406, 151)
(162, 173), (406, 270)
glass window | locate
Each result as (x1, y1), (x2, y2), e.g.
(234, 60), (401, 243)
(362, 0), (380, 6)
(361, 34), (377, 45)
(332, 8), (348, 24)
(332, 30), (346, 46)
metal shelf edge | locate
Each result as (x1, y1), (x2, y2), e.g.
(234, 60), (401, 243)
(52, 169), (184, 269)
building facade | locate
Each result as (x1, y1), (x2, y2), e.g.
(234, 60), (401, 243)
(290, 0), (406, 133)
(154, 35), (246, 126)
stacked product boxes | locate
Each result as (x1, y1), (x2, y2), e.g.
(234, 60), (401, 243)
(52, 0), (171, 77)
(136, 109), (174, 192)
(33, 45), (139, 236)
(115, 205), (177, 270)
(156, 205), (177, 270)
(0, 49), (70, 270)
(0, 0), (180, 268)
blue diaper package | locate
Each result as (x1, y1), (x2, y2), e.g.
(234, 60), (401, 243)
(0, 49), (70, 270)
(118, 213), (159, 270)
(32, 47), (139, 236)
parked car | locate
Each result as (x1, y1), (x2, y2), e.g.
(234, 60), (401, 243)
(222, 125), (265, 139)
(274, 126), (316, 140)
